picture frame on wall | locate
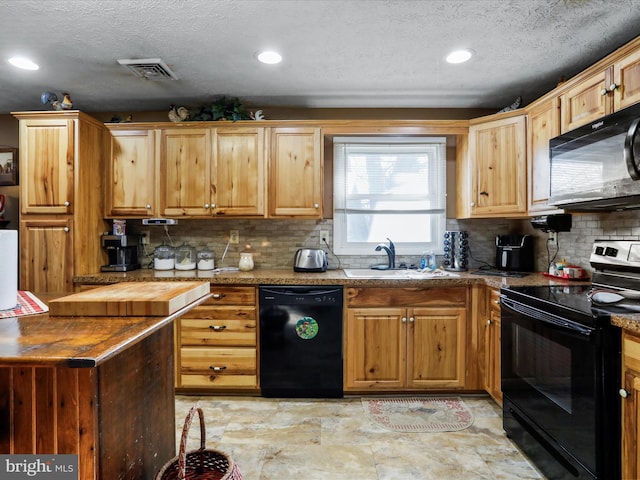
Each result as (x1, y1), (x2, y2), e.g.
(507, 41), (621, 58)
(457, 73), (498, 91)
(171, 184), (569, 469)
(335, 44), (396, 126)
(0, 148), (18, 186)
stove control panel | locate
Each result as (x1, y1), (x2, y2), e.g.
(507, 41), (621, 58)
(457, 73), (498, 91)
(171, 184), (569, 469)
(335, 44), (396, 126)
(590, 240), (640, 270)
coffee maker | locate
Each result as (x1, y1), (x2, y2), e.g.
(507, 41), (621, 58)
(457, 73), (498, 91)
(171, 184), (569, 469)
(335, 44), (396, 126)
(101, 234), (140, 272)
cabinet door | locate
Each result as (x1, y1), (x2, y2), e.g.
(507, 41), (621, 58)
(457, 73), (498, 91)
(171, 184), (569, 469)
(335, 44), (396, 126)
(106, 129), (156, 217)
(269, 127), (322, 218)
(408, 306), (466, 388)
(560, 68), (612, 133)
(527, 97), (562, 214)
(212, 127), (266, 216)
(19, 119), (74, 214)
(622, 332), (640, 480)
(344, 307), (405, 390)
(469, 115), (527, 216)
(20, 217), (73, 292)
(160, 128), (211, 216)
(614, 48), (640, 111)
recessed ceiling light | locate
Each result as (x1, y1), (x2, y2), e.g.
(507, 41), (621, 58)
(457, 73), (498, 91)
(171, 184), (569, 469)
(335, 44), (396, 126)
(257, 51), (282, 65)
(8, 56), (39, 70)
(446, 49), (473, 64)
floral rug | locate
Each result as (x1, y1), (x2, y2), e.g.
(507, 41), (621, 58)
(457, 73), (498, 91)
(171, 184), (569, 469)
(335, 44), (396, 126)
(362, 397), (474, 432)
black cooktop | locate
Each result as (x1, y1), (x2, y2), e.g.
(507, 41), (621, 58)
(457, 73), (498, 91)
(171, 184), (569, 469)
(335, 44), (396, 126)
(500, 284), (634, 328)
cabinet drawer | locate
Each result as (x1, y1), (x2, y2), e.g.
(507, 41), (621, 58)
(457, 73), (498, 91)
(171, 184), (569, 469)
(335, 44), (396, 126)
(346, 287), (467, 307)
(180, 373), (258, 388)
(206, 286), (256, 305)
(180, 347), (256, 374)
(181, 317), (256, 346)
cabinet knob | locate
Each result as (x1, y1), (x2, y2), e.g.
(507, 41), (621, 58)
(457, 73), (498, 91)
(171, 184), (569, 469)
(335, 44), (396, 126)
(64, 201), (70, 207)
(470, 202), (476, 207)
(494, 299), (500, 304)
(620, 388), (631, 398)
(402, 317), (407, 323)
(600, 87), (609, 96)
(314, 203), (319, 209)
(204, 203), (210, 209)
(409, 316), (415, 323)
(487, 319), (492, 325)
(63, 227), (70, 233)
(211, 203), (216, 209)
(209, 325), (227, 331)
(609, 83), (619, 91)
(209, 366), (227, 372)
(146, 204), (151, 209)
(211, 293), (227, 299)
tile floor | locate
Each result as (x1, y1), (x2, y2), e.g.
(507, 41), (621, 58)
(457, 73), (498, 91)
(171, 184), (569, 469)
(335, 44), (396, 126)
(174, 394), (544, 480)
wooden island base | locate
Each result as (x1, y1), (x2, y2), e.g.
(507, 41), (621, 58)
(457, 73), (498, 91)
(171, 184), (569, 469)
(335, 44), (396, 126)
(0, 282), (209, 480)
(1, 323), (174, 480)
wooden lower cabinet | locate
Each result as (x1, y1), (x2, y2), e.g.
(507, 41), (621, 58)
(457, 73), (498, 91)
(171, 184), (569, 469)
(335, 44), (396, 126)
(20, 216), (74, 292)
(344, 287), (468, 392)
(483, 288), (502, 404)
(622, 331), (640, 479)
(175, 285), (258, 392)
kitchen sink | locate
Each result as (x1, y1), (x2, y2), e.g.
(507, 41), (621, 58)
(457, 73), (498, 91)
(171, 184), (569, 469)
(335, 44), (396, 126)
(343, 268), (459, 279)
(343, 268), (413, 279)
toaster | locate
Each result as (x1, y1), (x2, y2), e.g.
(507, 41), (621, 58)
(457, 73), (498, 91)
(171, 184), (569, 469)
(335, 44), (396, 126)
(294, 248), (328, 272)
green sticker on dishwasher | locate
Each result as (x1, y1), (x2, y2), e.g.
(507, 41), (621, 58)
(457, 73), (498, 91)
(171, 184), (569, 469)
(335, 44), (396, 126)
(295, 317), (318, 339)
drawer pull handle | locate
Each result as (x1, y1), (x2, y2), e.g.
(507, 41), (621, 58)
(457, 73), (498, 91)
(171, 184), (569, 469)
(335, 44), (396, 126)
(210, 366), (227, 372)
(211, 293), (227, 299)
(209, 325), (227, 331)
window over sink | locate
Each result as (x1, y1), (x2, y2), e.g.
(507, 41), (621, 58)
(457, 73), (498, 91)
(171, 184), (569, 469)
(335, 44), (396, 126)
(333, 137), (446, 256)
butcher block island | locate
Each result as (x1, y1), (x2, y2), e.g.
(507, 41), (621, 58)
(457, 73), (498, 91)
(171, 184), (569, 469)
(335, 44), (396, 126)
(0, 281), (210, 480)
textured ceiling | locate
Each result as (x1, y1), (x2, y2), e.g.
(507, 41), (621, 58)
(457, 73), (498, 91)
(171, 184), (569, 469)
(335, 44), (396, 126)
(1, 0), (640, 114)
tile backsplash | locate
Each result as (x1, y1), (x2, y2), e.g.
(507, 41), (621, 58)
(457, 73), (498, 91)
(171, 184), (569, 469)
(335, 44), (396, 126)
(126, 211), (640, 273)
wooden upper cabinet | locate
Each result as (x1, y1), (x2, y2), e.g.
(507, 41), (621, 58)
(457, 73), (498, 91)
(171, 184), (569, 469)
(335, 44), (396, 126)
(527, 96), (562, 214)
(106, 128), (157, 217)
(269, 127), (322, 218)
(213, 127), (266, 217)
(614, 47), (640, 111)
(467, 114), (527, 217)
(19, 118), (74, 214)
(159, 128), (211, 216)
(560, 67), (612, 133)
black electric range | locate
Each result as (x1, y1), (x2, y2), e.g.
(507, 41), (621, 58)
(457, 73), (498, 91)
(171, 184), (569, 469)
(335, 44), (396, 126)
(499, 239), (640, 480)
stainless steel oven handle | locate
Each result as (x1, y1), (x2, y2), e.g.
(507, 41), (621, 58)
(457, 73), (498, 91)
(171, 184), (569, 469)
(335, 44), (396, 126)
(500, 296), (594, 336)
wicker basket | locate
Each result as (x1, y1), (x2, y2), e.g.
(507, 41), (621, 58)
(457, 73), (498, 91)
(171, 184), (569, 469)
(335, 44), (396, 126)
(155, 405), (242, 480)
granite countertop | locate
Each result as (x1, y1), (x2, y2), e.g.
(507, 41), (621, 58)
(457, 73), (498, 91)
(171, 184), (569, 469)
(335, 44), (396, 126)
(75, 268), (640, 333)
(74, 267), (577, 289)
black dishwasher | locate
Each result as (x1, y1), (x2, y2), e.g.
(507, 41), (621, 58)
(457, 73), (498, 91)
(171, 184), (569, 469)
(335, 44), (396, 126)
(259, 285), (343, 398)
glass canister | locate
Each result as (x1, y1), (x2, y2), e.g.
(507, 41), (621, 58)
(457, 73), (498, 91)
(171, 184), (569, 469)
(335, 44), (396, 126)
(174, 242), (197, 270)
(153, 243), (175, 271)
(197, 247), (215, 271)
(238, 252), (254, 271)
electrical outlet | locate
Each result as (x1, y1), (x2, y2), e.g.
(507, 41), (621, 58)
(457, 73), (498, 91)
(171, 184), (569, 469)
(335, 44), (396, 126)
(141, 230), (150, 245)
(229, 230), (239, 244)
(548, 231), (557, 243)
(319, 230), (329, 245)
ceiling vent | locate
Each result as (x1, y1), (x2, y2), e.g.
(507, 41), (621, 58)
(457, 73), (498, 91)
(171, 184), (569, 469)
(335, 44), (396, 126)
(117, 58), (178, 81)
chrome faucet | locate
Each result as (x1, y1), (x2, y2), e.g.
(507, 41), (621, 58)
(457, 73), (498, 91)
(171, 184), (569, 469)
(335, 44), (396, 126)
(375, 238), (396, 269)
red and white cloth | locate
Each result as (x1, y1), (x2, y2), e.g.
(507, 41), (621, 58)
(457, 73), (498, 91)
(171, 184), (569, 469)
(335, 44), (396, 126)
(0, 291), (48, 319)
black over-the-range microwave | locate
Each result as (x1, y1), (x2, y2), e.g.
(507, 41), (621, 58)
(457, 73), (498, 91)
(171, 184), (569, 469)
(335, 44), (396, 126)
(549, 102), (640, 211)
